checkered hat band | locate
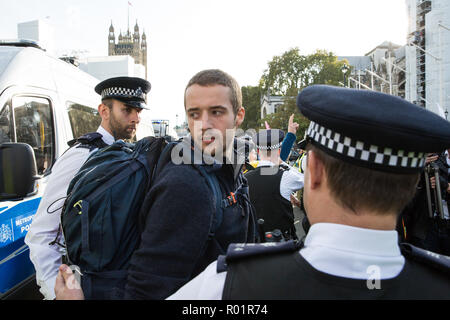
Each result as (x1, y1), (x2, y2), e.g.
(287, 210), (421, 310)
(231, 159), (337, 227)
(256, 143), (282, 150)
(306, 121), (426, 169)
(101, 87), (145, 100)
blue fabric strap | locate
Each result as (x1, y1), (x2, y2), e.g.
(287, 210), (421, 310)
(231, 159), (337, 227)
(81, 200), (90, 253)
(196, 165), (223, 237)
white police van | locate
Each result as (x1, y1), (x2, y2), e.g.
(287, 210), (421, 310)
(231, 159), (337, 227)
(152, 119), (179, 141)
(0, 40), (154, 299)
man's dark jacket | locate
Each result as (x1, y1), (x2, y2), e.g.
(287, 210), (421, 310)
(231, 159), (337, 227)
(122, 139), (258, 299)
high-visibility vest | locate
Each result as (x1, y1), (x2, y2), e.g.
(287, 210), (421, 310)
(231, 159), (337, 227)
(293, 153), (306, 174)
(243, 161), (259, 174)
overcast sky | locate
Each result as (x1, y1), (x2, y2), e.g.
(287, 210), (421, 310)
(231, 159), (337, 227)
(0, 0), (409, 127)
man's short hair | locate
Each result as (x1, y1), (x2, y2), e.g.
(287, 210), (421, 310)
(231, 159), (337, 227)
(184, 69), (242, 116)
(307, 144), (420, 215)
(102, 98), (114, 109)
(258, 149), (273, 158)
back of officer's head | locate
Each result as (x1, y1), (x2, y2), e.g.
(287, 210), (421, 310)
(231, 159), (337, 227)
(296, 85), (450, 217)
(254, 129), (284, 161)
(305, 143), (419, 215)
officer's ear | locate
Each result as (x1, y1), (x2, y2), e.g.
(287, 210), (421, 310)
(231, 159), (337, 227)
(308, 150), (325, 190)
(98, 102), (112, 120)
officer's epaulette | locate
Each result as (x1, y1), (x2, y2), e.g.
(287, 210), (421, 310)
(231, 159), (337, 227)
(67, 132), (107, 151)
(400, 243), (450, 275)
(217, 240), (303, 273)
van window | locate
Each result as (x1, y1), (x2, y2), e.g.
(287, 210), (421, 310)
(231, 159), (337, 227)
(0, 103), (12, 143)
(67, 102), (101, 138)
(12, 96), (54, 175)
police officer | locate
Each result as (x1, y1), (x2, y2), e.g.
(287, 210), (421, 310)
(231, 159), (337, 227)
(427, 150), (450, 255)
(401, 150), (450, 255)
(166, 85), (450, 300)
(293, 148), (307, 174)
(245, 129), (304, 240)
(25, 76), (150, 299)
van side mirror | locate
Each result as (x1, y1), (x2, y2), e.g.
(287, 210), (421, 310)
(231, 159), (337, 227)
(0, 143), (39, 200)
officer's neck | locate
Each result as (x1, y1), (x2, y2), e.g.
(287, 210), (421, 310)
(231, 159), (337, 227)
(307, 185), (398, 231)
(258, 154), (280, 166)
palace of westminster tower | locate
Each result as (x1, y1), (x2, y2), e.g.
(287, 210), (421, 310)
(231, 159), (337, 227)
(108, 20), (148, 79)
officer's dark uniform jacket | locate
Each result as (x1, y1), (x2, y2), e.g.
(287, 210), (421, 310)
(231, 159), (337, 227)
(218, 241), (450, 299)
(123, 138), (258, 300)
(245, 164), (297, 239)
(400, 151), (450, 244)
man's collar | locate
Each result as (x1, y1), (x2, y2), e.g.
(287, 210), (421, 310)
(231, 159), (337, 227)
(304, 223), (401, 257)
(257, 160), (276, 167)
(97, 125), (115, 145)
(177, 136), (244, 180)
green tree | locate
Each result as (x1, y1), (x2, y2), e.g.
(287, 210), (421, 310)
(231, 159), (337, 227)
(259, 48), (351, 140)
(241, 86), (262, 131)
(257, 87), (309, 141)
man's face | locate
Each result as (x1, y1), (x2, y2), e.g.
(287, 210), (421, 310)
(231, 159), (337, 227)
(107, 100), (141, 140)
(185, 84), (244, 157)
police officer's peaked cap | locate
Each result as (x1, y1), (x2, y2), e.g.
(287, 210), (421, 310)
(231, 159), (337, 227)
(95, 76), (151, 110)
(254, 129), (285, 150)
(296, 85), (450, 173)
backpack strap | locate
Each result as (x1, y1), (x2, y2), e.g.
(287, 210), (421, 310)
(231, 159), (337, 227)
(196, 165), (254, 240)
(46, 132), (107, 177)
(194, 164), (224, 238)
(136, 140), (175, 232)
(68, 132), (108, 151)
(152, 141), (179, 180)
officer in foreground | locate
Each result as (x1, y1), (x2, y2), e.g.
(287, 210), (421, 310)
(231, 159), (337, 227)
(245, 129), (304, 240)
(166, 85), (450, 299)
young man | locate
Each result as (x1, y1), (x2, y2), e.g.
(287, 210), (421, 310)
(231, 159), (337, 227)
(25, 76), (150, 300)
(166, 85), (450, 300)
(245, 129), (304, 240)
(55, 69), (258, 300)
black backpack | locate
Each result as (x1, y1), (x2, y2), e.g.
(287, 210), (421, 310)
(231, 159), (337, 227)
(60, 138), (244, 299)
(61, 136), (167, 299)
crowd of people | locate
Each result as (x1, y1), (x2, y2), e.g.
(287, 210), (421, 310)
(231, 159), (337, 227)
(24, 69), (450, 300)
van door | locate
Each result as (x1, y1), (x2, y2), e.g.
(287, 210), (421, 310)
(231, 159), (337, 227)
(0, 86), (57, 298)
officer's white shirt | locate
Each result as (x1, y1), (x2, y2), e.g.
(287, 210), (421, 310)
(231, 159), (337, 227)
(256, 160), (304, 201)
(167, 223), (405, 300)
(25, 126), (113, 300)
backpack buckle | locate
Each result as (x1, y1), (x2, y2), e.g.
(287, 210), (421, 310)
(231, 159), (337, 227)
(226, 192), (237, 206)
(73, 200), (83, 215)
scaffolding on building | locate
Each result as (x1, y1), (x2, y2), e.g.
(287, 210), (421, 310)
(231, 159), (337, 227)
(409, 0), (431, 107)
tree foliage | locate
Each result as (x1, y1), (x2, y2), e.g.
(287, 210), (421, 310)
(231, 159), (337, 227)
(258, 48), (350, 140)
(241, 86), (262, 132)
